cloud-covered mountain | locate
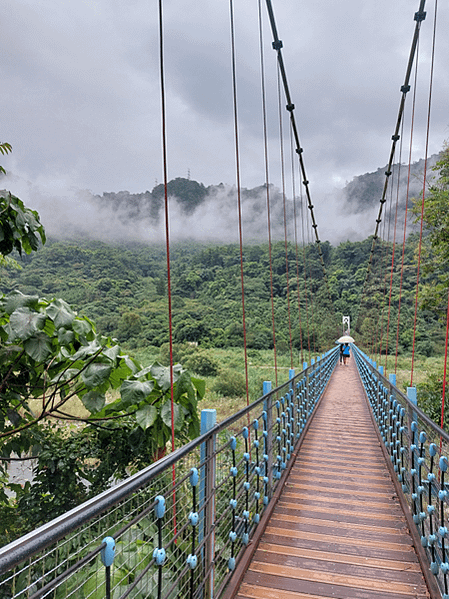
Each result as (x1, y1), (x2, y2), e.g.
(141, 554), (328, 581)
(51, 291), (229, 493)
(1, 154), (439, 246)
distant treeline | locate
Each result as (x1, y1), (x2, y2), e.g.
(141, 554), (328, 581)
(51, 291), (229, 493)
(0, 234), (443, 356)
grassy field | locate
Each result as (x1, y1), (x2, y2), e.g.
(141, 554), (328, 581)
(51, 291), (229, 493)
(132, 345), (445, 423)
(35, 345), (445, 425)
(375, 353), (443, 394)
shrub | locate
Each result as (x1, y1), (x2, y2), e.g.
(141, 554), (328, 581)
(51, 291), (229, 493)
(417, 371), (449, 430)
(184, 351), (219, 377)
(212, 369), (246, 397)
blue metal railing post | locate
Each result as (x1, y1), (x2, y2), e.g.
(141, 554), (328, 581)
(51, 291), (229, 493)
(303, 362), (308, 418)
(0, 353), (343, 599)
(200, 409), (216, 599)
(101, 537), (115, 599)
(263, 381), (273, 499)
(407, 386), (418, 426)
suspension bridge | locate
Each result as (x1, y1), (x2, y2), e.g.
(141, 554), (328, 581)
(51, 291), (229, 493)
(1, 0), (448, 597)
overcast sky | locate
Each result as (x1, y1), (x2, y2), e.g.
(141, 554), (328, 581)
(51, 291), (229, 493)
(2, 0), (448, 243)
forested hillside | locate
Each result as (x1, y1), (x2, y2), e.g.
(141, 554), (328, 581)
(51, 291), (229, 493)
(0, 233), (442, 357)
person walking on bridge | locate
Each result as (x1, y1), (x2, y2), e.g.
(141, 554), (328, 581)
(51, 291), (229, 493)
(342, 343), (350, 365)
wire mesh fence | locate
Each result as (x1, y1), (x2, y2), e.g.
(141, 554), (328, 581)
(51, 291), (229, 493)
(0, 348), (338, 599)
(354, 345), (449, 599)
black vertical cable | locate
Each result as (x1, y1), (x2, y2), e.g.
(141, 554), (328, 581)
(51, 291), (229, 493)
(263, 0), (332, 305)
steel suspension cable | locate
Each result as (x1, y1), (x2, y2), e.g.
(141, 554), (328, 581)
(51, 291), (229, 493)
(410, 0), (438, 387)
(257, 0), (278, 385)
(229, 0), (250, 406)
(263, 0), (333, 307)
(355, 0), (427, 331)
(378, 204), (387, 364)
(276, 64), (294, 367)
(384, 125), (405, 371)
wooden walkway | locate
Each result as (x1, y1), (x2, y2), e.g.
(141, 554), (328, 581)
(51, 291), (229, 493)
(232, 358), (431, 599)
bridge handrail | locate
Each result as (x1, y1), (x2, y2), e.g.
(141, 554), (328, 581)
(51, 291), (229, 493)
(353, 345), (449, 599)
(0, 347), (339, 599)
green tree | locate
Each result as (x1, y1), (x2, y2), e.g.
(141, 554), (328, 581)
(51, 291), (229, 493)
(413, 143), (449, 313)
(0, 149), (205, 540)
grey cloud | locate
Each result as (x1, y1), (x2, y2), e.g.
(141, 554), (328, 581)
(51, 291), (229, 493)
(1, 0), (447, 230)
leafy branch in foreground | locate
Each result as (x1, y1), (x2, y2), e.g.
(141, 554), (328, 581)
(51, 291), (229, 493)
(0, 290), (205, 535)
(0, 291), (204, 461)
(0, 142), (12, 175)
(0, 143), (205, 540)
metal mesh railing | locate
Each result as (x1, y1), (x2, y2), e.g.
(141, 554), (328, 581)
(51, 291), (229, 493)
(354, 345), (449, 599)
(0, 348), (338, 599)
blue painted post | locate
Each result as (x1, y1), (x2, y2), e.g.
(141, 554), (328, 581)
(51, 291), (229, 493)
(379, 365), (384, 376)
(263, 381), (273, 502)
(407, 386), (417, 404)
(101, 537), (115, 599)
(302, 362), (308, 417)
(263, 380), (271, 462)
(407, 386), (418, 426)
(199, 409), (216, 599)
(388, 374), (397, 425)
(288, 370), (295, 443)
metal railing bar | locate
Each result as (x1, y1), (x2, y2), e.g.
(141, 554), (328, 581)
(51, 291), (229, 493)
(27, 545), (102, 599)
(0, 354), (336, 599)
(115, 551), (156, 599)
(363, 355), (449, 442)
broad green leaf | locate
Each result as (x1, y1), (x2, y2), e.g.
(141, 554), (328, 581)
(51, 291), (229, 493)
(191, 376), (206, 400)
(81, 391), (105, 413)
(4, 292), (40, 315)
(71, 340), (102, 360)
(57, 327), (75, 345)
(123, 355), (140, 375)
(42, 318), (56, 337)
(50, 368), (80, 383)
(23, 332), (52, 361)
(135, 405), (157, 430)
(173, 371), (194, 403)
(72, 317), (94, 337)
(102, 345), (121, 362)
(109, 362), (134, 389)
(149, 363), (170, 390)
(8, 307), (46, 340)
(120, 379), (154, 406)
(0, 345), (23, 366)
(160, 400), (186, 432)
(46, 299), (76, 328)
(81, 363), (112, 389)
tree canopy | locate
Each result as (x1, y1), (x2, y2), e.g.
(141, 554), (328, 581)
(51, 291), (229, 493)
(0, 147), (205, 543)
(413, 144), (449, 313)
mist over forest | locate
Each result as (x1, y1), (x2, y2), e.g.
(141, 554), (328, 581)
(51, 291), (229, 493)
(1, 155), (437, 246)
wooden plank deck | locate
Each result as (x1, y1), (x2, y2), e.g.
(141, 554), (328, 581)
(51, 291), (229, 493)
(233, 358), (431, 599)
